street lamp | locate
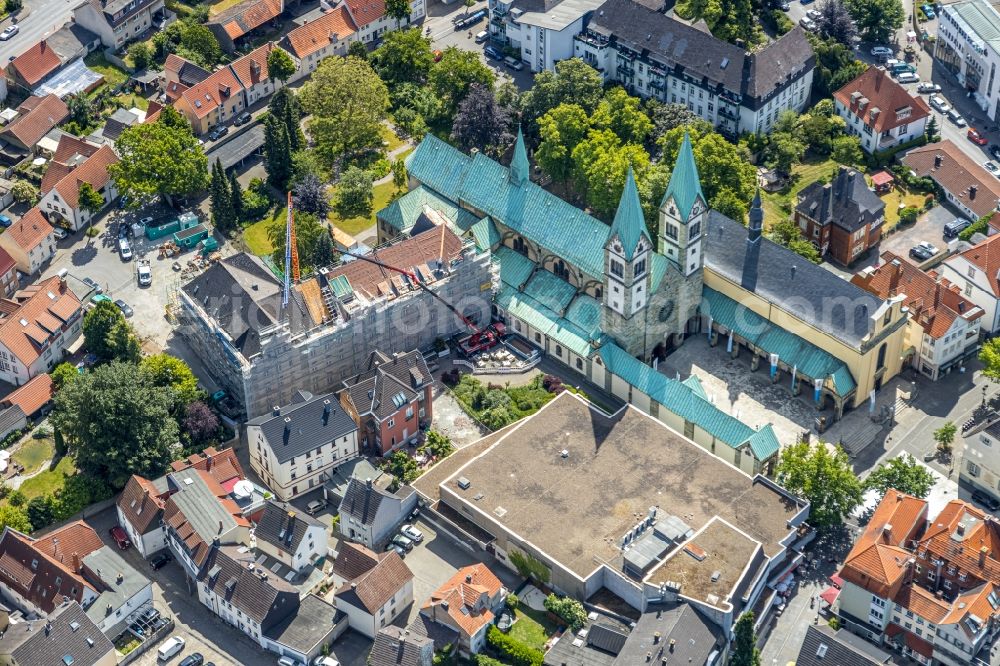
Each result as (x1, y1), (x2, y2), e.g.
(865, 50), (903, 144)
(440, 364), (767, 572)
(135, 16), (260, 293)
(984, 384), (989, 408)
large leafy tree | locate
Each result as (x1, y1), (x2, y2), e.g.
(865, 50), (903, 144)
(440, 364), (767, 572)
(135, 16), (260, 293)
(571, 129), (651, 220)
(334, 166), (374, 219)
(0, 504), (31, 533)
(110, 119), (208, 207)
(266, 46), (297, 84)
(846, 0), (903, 45)
(816, 0), (858, 46)
(83, 300), (141, 364)
(811, 37), (867, 99)
(713, 0), (756, 46)
(429, 47), (495, 114)
(865, 453), (935, 500)
(300, 56), (390, 167)
(523, 58), (604, 121)
(373, 28), (434, 89)
(77, 182), (105, 217)
(179, 23), (223, 68)
(451, 83), (512, 157)
(592, 87), (652, 145)
(51, 362), (177, 490)
(934, 421), (957, 456)
(765, 130), (807, 172)
(293, 173), (331, 219)
(776, 440), (863, 529)
(980, 338), (1000, 383)
(766, 218), (821, 263)
(732, 612), (761, 666)
(182, 401), (220, 445)
(536, 103), (591, 186)
(797, 100), (846, 155)
(831, 135), (864, 166)
(646, 101), (701, 144)
(268, 211), (327, 272)
(140, 353), (201, 408)
(386, 0), (411, 27)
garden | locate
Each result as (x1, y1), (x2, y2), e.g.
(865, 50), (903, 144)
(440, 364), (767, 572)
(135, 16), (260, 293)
(447, 373), (562, 431)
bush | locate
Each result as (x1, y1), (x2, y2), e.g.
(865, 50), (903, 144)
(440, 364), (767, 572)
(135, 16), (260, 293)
(960, 214), (993, 241)
(763, 9), (794, 34)
(475, 656), (506, 666)
(543, 594), (587, 631)
(5, 0), (22, 12)
(506, 592), (519, 611)
(486, 626), (543, 666)
(7, 490), (25, 507)
(370, 158), (392, 179)
(898, 207), (920, 226)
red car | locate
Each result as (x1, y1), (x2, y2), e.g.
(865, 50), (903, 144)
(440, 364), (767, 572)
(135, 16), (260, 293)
(969, 128), (989, 146)
(110, 526), (131, 550)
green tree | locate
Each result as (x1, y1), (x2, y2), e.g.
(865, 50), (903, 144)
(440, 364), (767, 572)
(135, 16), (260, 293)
(543, 594), (587, 632)
(713, 0), (757, 46)
(312, 229), (336, 267)
(811, 37), (867, 99)
(865, 453), (936, 500)
(128, 41), (153, 71)
(27, 496), (55, 530)
(421, 430), (454, 458)
(264, 114), (293, 189)
(925, 115), (939, 141)
(110, 120), (208, 207)
(392, 158), (408, 191)
(51, 362), (78, 390)
(934, 421), (957, 457)
(647, 100), (701, 143)
(0, 504), (31, 533)
(572, 129), (651, 219)
(451, 83), (512, 156)
(846, 0), (904, 44)
(157, 105), (192, 132)
(300, 56), (390, 167)
(334, 166), (374, 219)
(766, 131), (807, 172)
(766, 217), (822, 263)
(386, 0), (411, 27)
(179, 23), (222, 67)
(732, 612), (761, 666)
(659, 125), (756, 219)
(228, 170), (245, 225)
(798, 101), (846, 155)
(51, 362), (177, 490)
(523, 58), (604, 119)
(982, 338), (1000, 382)
(831, 135), (864, 167)
(387, 450), (420, 483)
(373, 28), (434, 89)
(776, 440), (863, 529)
(536, 103), (590, 186)
(348, 40), (368, 61)
(269, 88), (305, 153)
(429, 47), (495, 114)
(77, 182), (105, 218)
(266, 46), (297, 84)
(712, 187), (748, 222)
(11, 179), (39, 205)
(267, 211), (327, 272)
(209, 159), (235, 234)
(140, 353), (201, 408)
(592, 87), (653, 145)
(67, 94), (95, 129)
(83, 300), (140, 364)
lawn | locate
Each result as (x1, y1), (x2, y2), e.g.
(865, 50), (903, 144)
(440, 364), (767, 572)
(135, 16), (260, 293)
(330, 180), (399, 236)
(243, 216), (277, 256)
(84, 52), (130, 89)
(509, 607), (558, 651)
(12, 438), (54, 476)
(115, 93), (150, 112)
(396, 147), (415, 162)
(18, 455), (76, 501)
(380, 124), (406, 152)
(760, 156), (841, 230)
(880, 188), (930, 230)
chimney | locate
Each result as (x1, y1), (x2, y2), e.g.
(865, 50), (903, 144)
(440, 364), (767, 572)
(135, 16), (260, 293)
(889, 259), (902, 295)
(790, 265), (797, 279)
(934, 154), (943, 168)
(273, 405), (281, 416)
(72, 553), (80, 572)
(981, 546), (989, 567)
(465, 574), (473, 583)
(218, 520), (223, 534)
(250, 60), (261, 77)
(971, 185), (978, 201)
(322, 399), (331, 426)
(329, 31), (339, 43)
(741, 191), (764, 292)
(366, 477), (373, 489)
(883, 523), (893, 541)
(116, 572), (123, 584)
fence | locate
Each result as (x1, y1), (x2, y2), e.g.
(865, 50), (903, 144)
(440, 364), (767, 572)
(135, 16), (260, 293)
(117, 618), (175, 666)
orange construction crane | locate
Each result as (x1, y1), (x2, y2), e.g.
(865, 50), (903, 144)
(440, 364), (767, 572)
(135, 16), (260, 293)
(287, 191), (300, 282)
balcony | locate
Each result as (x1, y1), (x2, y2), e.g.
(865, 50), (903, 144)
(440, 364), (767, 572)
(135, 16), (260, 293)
(719, 106), (738, 120)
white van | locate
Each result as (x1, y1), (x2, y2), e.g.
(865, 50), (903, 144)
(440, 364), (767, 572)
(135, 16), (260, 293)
(474, 30), (488, 43)
(277, 657), (301, 666)
(157, 636), (185, 661)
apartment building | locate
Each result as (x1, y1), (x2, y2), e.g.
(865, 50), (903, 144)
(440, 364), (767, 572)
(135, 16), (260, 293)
(488, 0), (604, 73)
(834, 68), (931, 155)
(280, 6), (358, 82)
(0, 276), (82, 386)
(936, 0), (1000, 123)
(73, 0), (167, 49)
(962, 418), (1000, 504)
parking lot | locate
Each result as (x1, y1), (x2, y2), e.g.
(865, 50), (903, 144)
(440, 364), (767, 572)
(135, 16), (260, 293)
(881, 201), (967, 259)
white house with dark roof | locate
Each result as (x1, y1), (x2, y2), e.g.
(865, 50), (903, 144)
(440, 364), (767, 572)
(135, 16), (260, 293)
(370, 626), (434, 666)
(254, 500), (327, 573)
(247, 390), (360, 501)
(72, 0), (168, 49)
(338, 477), (417, 549)
(332, 545), (413, 638)
(0, 601), (115, 666)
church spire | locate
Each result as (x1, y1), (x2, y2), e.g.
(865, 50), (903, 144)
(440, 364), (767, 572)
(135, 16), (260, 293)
(610, 167), (650, 261)
(509, 126), (529, 187)
(661, 132), (705, 221)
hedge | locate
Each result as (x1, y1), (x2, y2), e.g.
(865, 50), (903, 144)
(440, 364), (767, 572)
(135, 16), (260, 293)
(486, 626), (543, 666)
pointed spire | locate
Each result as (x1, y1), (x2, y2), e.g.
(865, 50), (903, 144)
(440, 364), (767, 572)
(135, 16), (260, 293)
(610, 167), (650, 261)
(509, 126), (529, 187)
(661, 132), (705, 221)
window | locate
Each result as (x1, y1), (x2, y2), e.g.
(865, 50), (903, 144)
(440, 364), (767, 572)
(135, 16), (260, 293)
(969, 266), (977, 279)
(969, 461), (982, 476)
(610, 260), (624, 278)
(575, 358), (583, 370)
(555, 345), (562, 356)
(666, 224), (678, 240)
(943, 579), (952, 590)
(876, 343), (887, 370)
(634, 259), (646, 278)
(387, 418), (395, 428)
(689, 221), (701, 238)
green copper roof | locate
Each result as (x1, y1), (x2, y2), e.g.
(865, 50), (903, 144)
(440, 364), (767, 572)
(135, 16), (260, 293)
(682, 374), (708, 400)
(524, 269), (577, 314)
(494, 246), (535, 288)
(377, 185), (480, 237)
(470, 216), (501, 252)
(496, 285), (593, 357)
(510, 126), (529, 187)
(564, 294), (601, 337)
(406, 135), (611, 279)
(661, 132), (705, 221)
(330, 275), (352, 299)
(610, 167), (650, 261)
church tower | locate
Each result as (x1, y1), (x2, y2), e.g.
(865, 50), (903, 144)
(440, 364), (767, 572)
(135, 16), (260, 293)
(659, 133), (707, 277)
(601, 168), (654, 355)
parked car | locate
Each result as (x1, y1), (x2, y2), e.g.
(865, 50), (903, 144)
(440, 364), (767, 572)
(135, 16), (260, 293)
(385, 542), (406, 557)
(82, 277), (102, 294)
(207, 125), (229, 141)
(475, 30), (489, 43)
(799, 17), (817, 31)
(944, 218), (972, 238)
(806, 8), (821, 20)
(109, 526), (131, 550)
(972, 490), (1000, 511)
(0, 25), (19, 41)
(392, 534), (414, 551)
(990, 144), (1000, 161)
(504, 56), (524, 71)
(871, 46), (893, 57)
(179, 653), (204, 666)
(150, 550), (172, 570)
(984, 160), (1000, 178)
(306, 499), (326, 515)
(277, 658), (301, 666)
(118, 238), (133, 261)
(896, 72), (920, 84)
(233, 111), (252, 126)
(948, 108), (968, 126)
(969, 128), (989, 145)
(114, 299), (133, 317)
(909, 241), (939, 261)
(401, 524), (423, 543)
(921, 3), (936, 18)
(0, 214), (11, 228)
(916, 82), (942, 94)
(484, 46), (502, 60)
(313, 658), (341, 666)
(157, 637), (185, 661)
(928, 94), (950, 112)
(53, 227), (68, 240)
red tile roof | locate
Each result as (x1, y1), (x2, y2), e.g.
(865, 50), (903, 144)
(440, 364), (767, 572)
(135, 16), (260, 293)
(46, 145), (119, 211)
(421, 564), (503, 639)
(0, 276), (81, 368)
(117, 475), (169, 536)
(852, 251), (983, 339)
(893, 584), (950, 623)
(834, 67), (931, 134)
(9, 40), (62, 87)
(282, 6), (357, 59)
(902, 140), (1000, 219)
(210, 0), (283, 40)
(0, 246), (15, 278)
(949, 233), (1000, 297)
(919, 499), (1000, 585)
(344, 0), (387, 27)
(229, 43), (274, 89)
(177, 66), (244, 119)
(3, 373), (54, 416)
(2, 95), (70, 150)
(5, 207), (54, 253)
(168, 446), (245, 484)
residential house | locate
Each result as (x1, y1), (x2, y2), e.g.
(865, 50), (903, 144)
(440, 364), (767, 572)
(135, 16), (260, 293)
(338, 477), (417, 549)
(72, 0), (168, 50)
(0, 601), (115, 666)
(0, 95), (71, 155)
(343, 0), (425, 45)
(0, 246), (19, 298)
(0, 276), (82, 386)
(936, 0), (1000, 124)
(940, 233), (1000, 332)
(246, 390), (360, 501)
(0, 209), (57, 276)
(902, 140), (1000, 221)
(795, 624), (893, 666)
(206, 0), (283, 53)
(173, 63), (246, 135)
(117, 446), (246, 559)
(80, 545), (153, 636)
(163, 52), (209, 87)
(370, 626), (434, 666)
(39, 142), (119, 232)
(5, 26), (100, 96)
(854, 252), (983, 379)
(1, 373), (56, 419)
(961, 418), (1000, 504)
(795, 166), (886, 266)
(6, 41), (63, 94)
(419, 564), (506, 655)
(332, 543), (414, 638)
(229, 42), (283, 107)
(339, 349), (433, 456)
(570, 0), (815, 136)
(489, 0), (605, 74)
(253, 500), (327, 573)
(834, 68), (930, 154)
(280, 6), (357, 81)
(541, 611), (632, 666)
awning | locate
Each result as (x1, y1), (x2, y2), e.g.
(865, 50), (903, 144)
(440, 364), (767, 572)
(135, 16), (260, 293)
(830, 573), (844, 589)
(820, 586), (840, 606)
(66, 335), (85, 355)
(871, 171), (894, 187)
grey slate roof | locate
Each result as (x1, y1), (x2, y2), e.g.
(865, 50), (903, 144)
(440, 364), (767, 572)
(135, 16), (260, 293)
(182, 253), (312, 358)
(544, 616), (631, 666)
(167, 468), (240, 543)
(339, 477), (393, 528)
(199, 545), (299, 630)
(370, 626), (434, 666)
(255, 500), (324, 557)
(341, 350), (432, 422)
(405, 613), (460, 651)
(612, 602), (723, 666)
(0, 601), (114, 666)
(704, 211), (885, 348)
(796, 624), (892, 666)
(0, 404), (26, 437)
(81, 545), (151, 626)
(246, 390), (358, 465)
(796, 167), (885, 233)
(263, 594), (341, 654)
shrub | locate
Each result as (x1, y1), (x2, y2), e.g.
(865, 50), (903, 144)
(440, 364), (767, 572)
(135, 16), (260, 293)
(960, 214), (993, 241)
(370, 158), (392, 179)
(898, 207), (920, 226)
(506, 592), (519, 611)
(543, 594), (587, 631)
(475, 656), (506, 666)
(486, 626), (543, 666)
(7, 490), (25, 507)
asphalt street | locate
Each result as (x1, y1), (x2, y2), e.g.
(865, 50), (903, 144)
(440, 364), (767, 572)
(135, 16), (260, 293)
(0, 0), (76, 63)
